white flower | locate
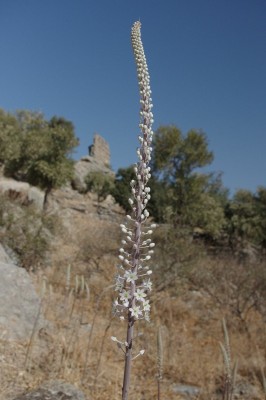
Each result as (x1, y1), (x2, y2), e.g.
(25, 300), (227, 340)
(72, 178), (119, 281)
(134, 288), (147, 302)
(143, 279), (152, 291)
(129, 306), (142, 319)
(124, 270), (138, 283)
(120, 290), (131, 308)
(143, 299), (150, 311)
(123, 299), (129, 307)
(112, 21), (155, 326)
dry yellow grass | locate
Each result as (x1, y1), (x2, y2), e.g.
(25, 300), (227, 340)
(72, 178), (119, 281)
(0, 196), (265, 399)
(1, 256), (265, 400)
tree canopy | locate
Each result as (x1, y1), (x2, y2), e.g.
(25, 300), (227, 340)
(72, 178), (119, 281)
(227, 187), (266, 247)
(150, 125), (226, 237)
(151, 125), (213, 181)
(0, 109), (79, 207)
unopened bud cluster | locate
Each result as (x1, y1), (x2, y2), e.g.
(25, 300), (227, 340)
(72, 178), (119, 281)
(113, 21), (155, 323)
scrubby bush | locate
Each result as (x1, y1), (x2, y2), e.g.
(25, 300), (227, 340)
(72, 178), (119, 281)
(0, 193), (57, 270)
(85, 171), (114, 202)
(152, 224), (205, 292)
(186, 255), (266, 329)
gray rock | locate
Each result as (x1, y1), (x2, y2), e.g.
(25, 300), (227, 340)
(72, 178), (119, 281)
(0, 243), (12, 264)
(28, 186), (45, 210)
(0, 261), (46, 340)
(0, 243), (20, 266)
(172, 383), (201, 398)
(0, 178), (44, 210)
(13, 380), (86, 400)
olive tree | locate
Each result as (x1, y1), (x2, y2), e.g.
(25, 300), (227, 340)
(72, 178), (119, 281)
(0, 110), (79, 209)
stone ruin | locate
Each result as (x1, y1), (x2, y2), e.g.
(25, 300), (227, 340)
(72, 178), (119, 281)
(72, 133), (114, 192)
(88, 134), (110, 167)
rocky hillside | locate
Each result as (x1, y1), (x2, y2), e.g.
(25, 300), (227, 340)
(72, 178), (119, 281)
(0, 167), (265, 400)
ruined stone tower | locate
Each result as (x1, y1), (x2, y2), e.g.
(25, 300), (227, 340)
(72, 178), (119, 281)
(73, 133), (113, 192)
(88, 134), (110, 167)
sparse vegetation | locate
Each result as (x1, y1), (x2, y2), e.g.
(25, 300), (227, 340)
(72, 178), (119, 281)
(85, 171), (115, 202)
(0, 193), (57, 270)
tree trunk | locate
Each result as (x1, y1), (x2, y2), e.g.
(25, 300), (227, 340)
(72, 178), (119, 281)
(43, 185), (52, 212)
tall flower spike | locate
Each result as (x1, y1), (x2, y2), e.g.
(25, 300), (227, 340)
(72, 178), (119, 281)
(112, 21), (155, 400)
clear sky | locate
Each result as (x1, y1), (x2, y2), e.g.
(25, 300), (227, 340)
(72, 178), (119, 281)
(0, 0), (265, 195)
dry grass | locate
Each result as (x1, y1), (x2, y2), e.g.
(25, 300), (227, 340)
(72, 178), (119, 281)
(1, 261), (265, 400)
(0, 206), (266, 399)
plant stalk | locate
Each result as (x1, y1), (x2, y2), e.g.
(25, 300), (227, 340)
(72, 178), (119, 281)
(122, 315), (134, 400)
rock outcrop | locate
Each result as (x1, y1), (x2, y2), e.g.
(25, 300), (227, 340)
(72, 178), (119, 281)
(0, 251), (46, 341)
(49, 186), (123, 226)
(0, 178), (44, 210)
(73, 133), (114, 192)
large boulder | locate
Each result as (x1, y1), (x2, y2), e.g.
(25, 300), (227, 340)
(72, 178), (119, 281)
(0, 178), (44, 210)
(0, 259), (46, 341)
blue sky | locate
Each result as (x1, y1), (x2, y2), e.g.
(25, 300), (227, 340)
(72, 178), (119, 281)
(0, 0), (265, 195)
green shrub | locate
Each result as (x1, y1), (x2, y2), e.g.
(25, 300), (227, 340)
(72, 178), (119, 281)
(85, 171), (114, 202)
(0, 193), (57, 270)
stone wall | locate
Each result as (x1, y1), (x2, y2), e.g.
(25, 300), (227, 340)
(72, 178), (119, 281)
(88, 134), (110, 167)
